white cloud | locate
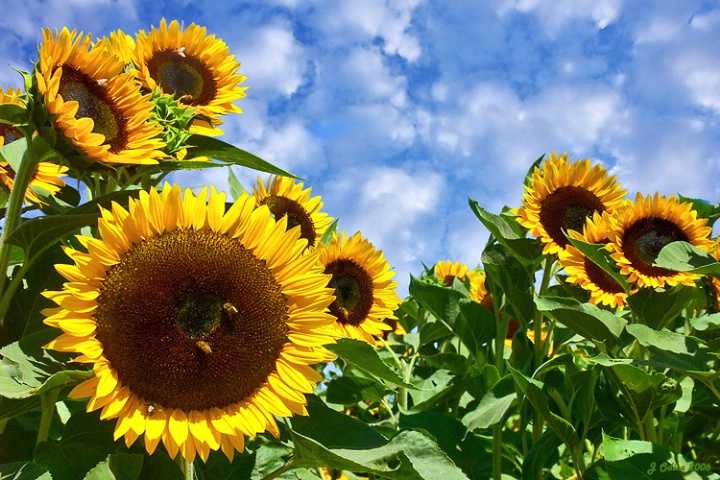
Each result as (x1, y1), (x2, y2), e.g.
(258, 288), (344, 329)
(234, 22), (306, 98)
(498, 0), (623, 31)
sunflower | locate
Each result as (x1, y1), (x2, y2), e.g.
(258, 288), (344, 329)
(607, 193), (714, 289)
(0, 87), (68, 204)
(133, 19), (247, 134)
(514, 152), (627, 255)
(434, 260), (469, 286)
(43, 184), (338, 463)
(466, 268), (494, 309)
(558, 212), (629, 308)
(36, 27), (165, 165)
(253, 175), (334, 250)
(318, 231), (401, 345)
(94, 29), (136, 66)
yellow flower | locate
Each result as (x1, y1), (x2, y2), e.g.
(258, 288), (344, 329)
(514, 152), (627, 255)
(253, 175), (334, 249)
(94, 29), (136, 66)
(607, 193), (713, 289)
(434, 260), (469, 286)
(318, 232), (401, 345)
(467, 268), (493, 308)
(43, 184), (338, 463)
(558, 212), (629, 309)
(36, 27), (165, 165)
(0, 87), (67, 204)
(133, 19), (247, 134)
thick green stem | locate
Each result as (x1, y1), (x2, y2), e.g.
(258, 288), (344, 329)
(177, 457), (194, 480)
(532, 257), (554, 445)
(0, 130), (41, 327)
(261, 458), (295, 480)
(492, 423), (503, 480)
(36, 388), (60, 445)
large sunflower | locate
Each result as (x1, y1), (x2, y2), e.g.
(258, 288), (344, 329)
(514, 152), (627, 255)
(36, 27), (165, 165)
(43, 184), (338, 462)
(558, 212), (629, 309)
(318, 232), (401, 345)
(0, 87), (68, 204)
(434, 260), (469, 286)
(133, 19), (247, 134)
(467, 268), (494, 309)
(607, 193), (713, 289)
(253, 175), (334, 250)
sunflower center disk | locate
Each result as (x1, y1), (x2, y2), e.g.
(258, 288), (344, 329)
(59, 67), (124, 148)
(539, 186), (604, 248)
(0, 124), (23, 145)
(583, 258), (625, 295)
(176, 292), (224, 338)
(623, 217), (689, 277)
(263, 196), (316, 247)
(148, 50), (217, 106)
(94, 229), (289, 411)
(325, 259), (373, 326)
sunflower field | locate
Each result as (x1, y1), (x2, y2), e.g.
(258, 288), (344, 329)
(1, 19), (720, 480)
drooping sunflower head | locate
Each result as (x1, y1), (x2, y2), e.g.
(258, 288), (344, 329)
(318, 231), (401, 345)
(0, 87), (68, 204)
(558, 211), (629, 309)
(514, 151), (627, 255)
(36, 27), (165, 165)
(133, 19), (247, 133)
(253, 175), (334, 250)
(434, 260), (469, 286)
(607, 193), (714, 289)
(43, 184), (337, 463)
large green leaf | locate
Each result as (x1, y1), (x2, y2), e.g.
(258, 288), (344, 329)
(325, 375), (386, 405)
(603, 433), (716, 479)
(0, 104), (28, 126)
(463, 374), (517, 431)
(0, 462), (52, 480)
(0, 329), (91, 400)
(5, 214), (98, 263)
(184, 135), (293, 177)
(654, 241), (720, 277)
(34, 410), (119, 480)
(626, 324), (718, 377)
(327, 338), (416, 390)
(508, 365), (581, 453)
(290, 429), (469, 479)
(408, 276), (495, 356)
(83, 453), (144, 480)
(626, 286), (695, 330)
(522, 431), (562, 480)
(482, 243), (535, 327)
(534, 295), (626, 346)
(468, 199), (543, 265)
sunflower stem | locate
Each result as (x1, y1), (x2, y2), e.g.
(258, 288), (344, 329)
(179, 457), (194, 480)
(0, 127), (42, 328)
(532, 257), (554, 446)
(261, 458), (296, 480)
(36, 387), (60, 445)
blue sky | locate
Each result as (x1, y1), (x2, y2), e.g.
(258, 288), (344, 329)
(1, 0), (719, 294)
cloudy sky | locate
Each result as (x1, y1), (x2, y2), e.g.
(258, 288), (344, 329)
(1, 0), (719, 294)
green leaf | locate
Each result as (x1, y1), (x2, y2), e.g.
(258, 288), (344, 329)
(227, 166), (246, 201)
(625, 324), (718, 377)
(603, 433), (717, 479)
(0, 329), (92, 400)
(409, 276), (496, 356)
(137, 452), (184, 480)
(508, 365), (581, 453)
(0, 397), (41, 423)
(291, 395), (388, 449)
(522, 431), (562, 480)
(463, 374), (517, 431)
(627, 286), (695, 330)
(0, 104), (27, 126)
(319, 218), (339, 246)
(83, 453), (144, 480)
(194, 449), (255, 480)
(566, 237), (630, 291)
(327, 338), (416, 390)
(654, 241), (720, 276)
(35, 410), (119, 480)
(6, 214), (98, 262)
(469, 199), (543, 265)
(326, 375), (386, 405)
(690, 313), (720, 331)
(0, 462), (52, 480)
(399, 411), (466, 455)
(290, 429), (469, 479)
(184, 135), (293, 177)
(482, 243), (535, 327)
(534, 295), (626, 345)
(678, 194), (720, 227)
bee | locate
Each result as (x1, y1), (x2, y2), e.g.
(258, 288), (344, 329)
(147, 402), (159, 416)
(223, 302), (238, 314)
(196, 340), (212, 355)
